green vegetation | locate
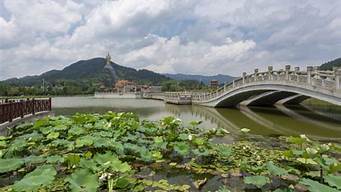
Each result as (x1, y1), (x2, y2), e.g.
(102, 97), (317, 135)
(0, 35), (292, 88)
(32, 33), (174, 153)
(161, 79), (207, 92)
(0, 112), (340, 191)
(320, 58), (341, 70)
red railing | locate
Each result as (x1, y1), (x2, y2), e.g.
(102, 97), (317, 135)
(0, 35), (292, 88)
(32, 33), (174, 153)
(0, 98), (52, 124)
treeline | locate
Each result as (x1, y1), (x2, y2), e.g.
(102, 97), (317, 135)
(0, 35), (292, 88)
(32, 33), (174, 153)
(0, 79), (210, 97)
(0, 80), (99, 96)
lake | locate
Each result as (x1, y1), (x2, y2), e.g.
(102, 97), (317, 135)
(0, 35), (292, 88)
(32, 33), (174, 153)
(52, 96), (341, 141)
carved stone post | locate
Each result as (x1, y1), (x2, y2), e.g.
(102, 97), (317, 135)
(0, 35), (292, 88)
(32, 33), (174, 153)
(285, 65), (291, 81)
(242, 72), (246, 84)
(307, 66), (313, 85)
(268, 66), (273, 81)
(294, 67), (300, 82)
(335, 68), (341, 90)
(254, 68), (258, 81)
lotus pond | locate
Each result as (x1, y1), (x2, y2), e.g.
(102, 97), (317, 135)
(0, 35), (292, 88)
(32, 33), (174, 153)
(0, 112), (340, 192)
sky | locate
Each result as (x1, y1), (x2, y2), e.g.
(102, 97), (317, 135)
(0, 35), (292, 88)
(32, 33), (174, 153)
(0, 0), (341, 80)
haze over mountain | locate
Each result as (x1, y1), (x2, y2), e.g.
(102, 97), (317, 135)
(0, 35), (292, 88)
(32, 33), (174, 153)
(164, 73), (236, 85)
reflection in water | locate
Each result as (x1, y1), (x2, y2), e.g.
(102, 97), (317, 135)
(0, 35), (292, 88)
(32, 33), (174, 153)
(52, 97), (341, 141)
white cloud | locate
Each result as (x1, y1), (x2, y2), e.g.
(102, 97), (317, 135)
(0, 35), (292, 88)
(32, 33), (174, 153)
(0, 0), (341, 80)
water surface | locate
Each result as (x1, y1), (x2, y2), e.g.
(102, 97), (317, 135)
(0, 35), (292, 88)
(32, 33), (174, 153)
(52, 96), (341, 141)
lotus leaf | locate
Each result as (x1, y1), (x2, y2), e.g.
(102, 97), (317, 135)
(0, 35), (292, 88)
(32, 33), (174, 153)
(33, 117), (49, 129)
(244, 176), (270, 188)
(75, 136), (94, 148)
(47, 131), (60, 139)
(174, 142), (190, 156)
(24, 155), (45, 165)
(300, 178), (339, 192)
(12, 165), (57, 191)
(68, 126), (86, 136)
(266, 161), (288, 176)
(297, 158), (318, 165)
(66, 169), (99, 192)
(324, 175), (341, 190)
(0, 158), (24, 173)
(46, 155), (64, 164)
(94, 152), (131, 173)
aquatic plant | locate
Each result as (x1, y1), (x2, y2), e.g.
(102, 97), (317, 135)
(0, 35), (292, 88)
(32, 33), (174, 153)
(0, 112), (339, 191)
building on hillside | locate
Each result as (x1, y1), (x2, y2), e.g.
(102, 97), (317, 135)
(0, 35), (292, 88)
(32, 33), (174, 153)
(210, 80), (219, 89)
(114, 80), (137, 94)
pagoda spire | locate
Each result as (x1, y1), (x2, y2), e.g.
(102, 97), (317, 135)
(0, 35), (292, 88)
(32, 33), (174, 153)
(106, 52), (111, 65)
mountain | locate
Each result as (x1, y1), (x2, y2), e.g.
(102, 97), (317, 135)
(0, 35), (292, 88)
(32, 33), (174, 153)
(4, 58), (169, 86)
(320, 58), (341, 70)
(163, 73), (236, 85)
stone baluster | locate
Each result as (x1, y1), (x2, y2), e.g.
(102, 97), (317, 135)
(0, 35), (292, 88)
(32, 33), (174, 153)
(254, 68), (259, 81)
(335, 68), (341, 91)
(285, 65), (291, 81)
(294, 67), (300, 82)
(268, 66), (273, 81)
(307, 66), (313, 85)
(242, 72), (246, 84)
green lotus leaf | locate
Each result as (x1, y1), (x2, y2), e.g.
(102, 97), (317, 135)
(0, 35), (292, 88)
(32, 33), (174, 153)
(244, 176), (270, 188)
(214, 144), (232, 158)
(174, 142), (190, 156)
(324, 175), (341, 190)
(0, 158), (24, 173)
(297, 158), (318, 165)
(54, 124), (69, 131)
(65, 169), (99, 192)
(24, 155), (45, 165)
(33, 117), (50, 129)
(93, 137), (113, 148)
(40, 126), (53, 135)
(266, 161), (288, 176)
(65, 154), (81, 167)
(115, 176), (131, 189)
(193, 137), (206, 146)
(75, 136), (94, 148)
(79, 159), (100, 172)
(0, 140), (6, 148)
(300, 178), (339, 192)
(13, 165), (57, 192)
(46, 155), (64, 164)
(47, 132), (60, 139)
(193, 148), (210, 156)
(151, 151), (163, 160)
(94, 152), (131, 173)
(68, 126), (86, 136)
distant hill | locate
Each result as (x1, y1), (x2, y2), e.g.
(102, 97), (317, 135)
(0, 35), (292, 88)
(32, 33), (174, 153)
(3, 58), (169, 86)
(164, 73), (236, 85)
(320, 58), (341, 70)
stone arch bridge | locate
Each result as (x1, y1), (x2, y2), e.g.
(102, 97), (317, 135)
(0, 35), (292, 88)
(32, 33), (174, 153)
(161, 66), (341, 107)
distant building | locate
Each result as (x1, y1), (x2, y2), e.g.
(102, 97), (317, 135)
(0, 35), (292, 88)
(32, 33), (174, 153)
(114, 80), (137, 94)
(210, 80), (219, 89)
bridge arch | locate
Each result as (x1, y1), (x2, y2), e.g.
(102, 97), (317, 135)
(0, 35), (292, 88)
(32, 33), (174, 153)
(192, 66), (341, 107)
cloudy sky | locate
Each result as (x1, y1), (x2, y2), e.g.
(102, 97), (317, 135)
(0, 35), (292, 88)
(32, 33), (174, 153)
(0, 0), (341, 80)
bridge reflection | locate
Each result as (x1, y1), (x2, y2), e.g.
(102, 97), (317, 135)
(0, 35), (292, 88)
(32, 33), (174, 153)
(164, 104), (341, 141)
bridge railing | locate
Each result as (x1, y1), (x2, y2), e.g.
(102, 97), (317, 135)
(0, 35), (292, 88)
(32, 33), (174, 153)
(193, 65), (341, 102)
(0, 98), (51, 124)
